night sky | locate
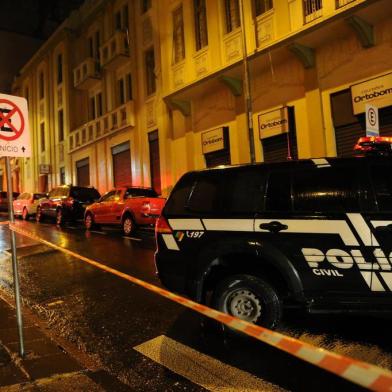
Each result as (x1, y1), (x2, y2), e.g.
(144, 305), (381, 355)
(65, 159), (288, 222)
(0, 0), (85, 39)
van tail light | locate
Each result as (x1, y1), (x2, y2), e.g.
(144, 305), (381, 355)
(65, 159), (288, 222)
(155, 215), (172, 235)
(141, 201), (151, 217)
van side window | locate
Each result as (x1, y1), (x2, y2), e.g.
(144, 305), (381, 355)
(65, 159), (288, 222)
(187, 176), (219, 213)
(370, 163), (392, 211)
(265, 171), (291, 212)
(293, 166), (360, 212)
(164, 174), (196, 215)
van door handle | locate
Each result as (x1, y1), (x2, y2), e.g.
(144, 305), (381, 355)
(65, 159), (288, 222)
(259, 221), (288, 233)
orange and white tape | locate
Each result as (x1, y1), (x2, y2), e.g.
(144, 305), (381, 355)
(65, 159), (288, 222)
(0, 221), (10, 225)
(8, 223), (392, 391)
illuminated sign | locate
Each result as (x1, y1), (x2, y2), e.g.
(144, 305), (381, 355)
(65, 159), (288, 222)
(258, 107), (290, 139)
(202, 127), (226, 154)
(351, 73), (392, 115)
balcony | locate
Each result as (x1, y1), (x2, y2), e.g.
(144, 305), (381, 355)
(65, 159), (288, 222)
(73, 57), (101, 90)
(100, 30), (130, 70)
(69, 101), (135, 152)
(336, 0), (356, 8)
(303, 0), (323, 23)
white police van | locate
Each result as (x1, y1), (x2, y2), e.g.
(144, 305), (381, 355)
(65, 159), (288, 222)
(155, 137), (392, 328)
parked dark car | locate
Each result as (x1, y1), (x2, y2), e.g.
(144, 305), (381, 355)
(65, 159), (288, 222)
(0, 191), (20, 211)
(36, 185), (100, 225)
(155, 154), (392, 329)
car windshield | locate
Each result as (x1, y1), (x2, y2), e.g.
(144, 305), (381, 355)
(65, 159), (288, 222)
(70, 187), (100, 202)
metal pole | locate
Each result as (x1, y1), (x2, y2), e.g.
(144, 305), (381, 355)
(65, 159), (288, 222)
(5, 157), (24, 357)
(239, 0), (256, 164)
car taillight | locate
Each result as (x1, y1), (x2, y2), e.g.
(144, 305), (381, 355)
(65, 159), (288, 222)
(155, 215), (172, 235)
(141, 201), (151, 216)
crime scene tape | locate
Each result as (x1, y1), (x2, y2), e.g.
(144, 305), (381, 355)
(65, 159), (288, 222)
(7, 223), (392, 391)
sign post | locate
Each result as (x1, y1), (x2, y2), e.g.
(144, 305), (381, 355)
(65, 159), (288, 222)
(365, 104), (379, 137)
(0, 92), (32, 358)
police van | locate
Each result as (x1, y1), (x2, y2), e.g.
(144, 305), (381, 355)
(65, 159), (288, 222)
(155, 137), (392, 329)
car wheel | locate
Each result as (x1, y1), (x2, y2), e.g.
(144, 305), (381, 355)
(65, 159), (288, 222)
(22, 208), (29, 221)
(56, 209), (64, 226)
(212, 274), (282, 330)
(122, 215), (135, 236)
(85, 213), (95, 230)
(36, 207), (43, 222)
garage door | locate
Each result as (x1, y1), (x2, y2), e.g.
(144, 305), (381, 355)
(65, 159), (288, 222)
(76, 158), (90, 187)
(112, 142), (132, 187)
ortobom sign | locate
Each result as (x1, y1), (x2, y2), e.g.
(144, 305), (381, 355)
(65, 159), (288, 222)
(258, 107), (290, 139)
(0, 93), (31, 157)
(351, 73), (392, 115)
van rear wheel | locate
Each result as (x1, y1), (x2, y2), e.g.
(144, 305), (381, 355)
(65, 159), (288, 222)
(212, 274), (281, 330)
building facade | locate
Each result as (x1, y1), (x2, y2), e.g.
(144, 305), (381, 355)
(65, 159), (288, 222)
(10, 0), (392, 197)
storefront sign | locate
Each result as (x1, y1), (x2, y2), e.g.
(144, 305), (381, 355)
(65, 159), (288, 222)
(258, 107), (289, 139)
(202, 127), (226, 154)
(351, 73), (392, 115)
(39, 164), (51, 174)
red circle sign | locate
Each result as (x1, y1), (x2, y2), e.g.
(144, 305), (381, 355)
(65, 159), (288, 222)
(0, 99), (25, 141)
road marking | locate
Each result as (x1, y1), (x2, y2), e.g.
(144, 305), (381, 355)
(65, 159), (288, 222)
(122, 236), (142, 242)
(134, 335), (283, 392)
(90, 230), (107, 235)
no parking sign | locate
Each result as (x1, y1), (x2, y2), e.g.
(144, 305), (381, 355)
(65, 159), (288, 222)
(0, 93), (31, 157)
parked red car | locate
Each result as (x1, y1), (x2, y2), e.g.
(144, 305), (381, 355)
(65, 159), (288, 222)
(13, 192), (47, 220)
(84, 187), (166, 235)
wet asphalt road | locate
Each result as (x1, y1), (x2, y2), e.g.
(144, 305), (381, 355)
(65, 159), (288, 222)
(0, 217), (390, 391)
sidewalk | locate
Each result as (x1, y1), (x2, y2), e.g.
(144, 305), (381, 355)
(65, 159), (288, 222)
(0, 295), (105, 391)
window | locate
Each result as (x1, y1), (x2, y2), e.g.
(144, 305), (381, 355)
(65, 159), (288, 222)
(172, 6), (185, 63)
(141, 0), (151, 13)
(118, 74), (132, 105)
(89, 93), (103, 120)
(90, 97), (96, 120)
(370, 164), (392, 211)
(145, 49), (156, 95)
(101, 190), (116, 202)
(265, 171), (291, 211)
(40, 123), (45, 152)
(293, 166), (360, 212)
(39, 72), (44, 99)
(97, 92), (103, 117)
(60, 167), (65, 185)
(186, 168), (266, 214)
(115, 5), (129, 31)
(89, 31), (101, 61)
(224, 0), (240, 33)
(194, 0), (208, 51)
(58, 110), (64, 142)
(57, 54), (63, 84)
(254, 0), (273, 16)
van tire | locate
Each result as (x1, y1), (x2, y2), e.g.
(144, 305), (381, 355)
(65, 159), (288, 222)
(212, 274), (282, 330)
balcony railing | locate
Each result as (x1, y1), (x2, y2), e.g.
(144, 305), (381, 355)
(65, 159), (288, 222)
(303, 0), (323, 23)
(69, 101), (135, 151)
(73, 57), (101, 90)
(336, 0), (356, 8)
(99, 30), (130, 70)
